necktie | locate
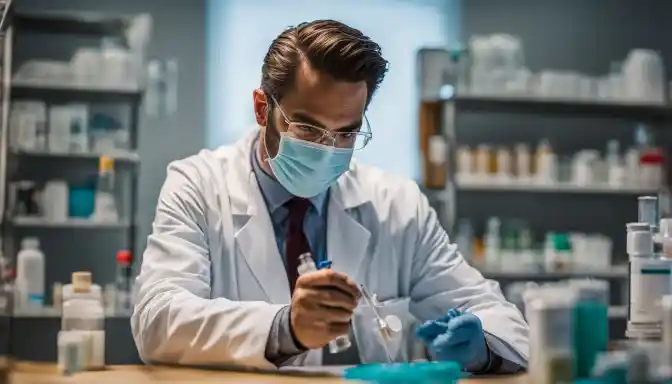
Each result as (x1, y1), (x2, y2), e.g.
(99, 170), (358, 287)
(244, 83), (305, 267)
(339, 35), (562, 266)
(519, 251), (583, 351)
(284, 197), (312, 294)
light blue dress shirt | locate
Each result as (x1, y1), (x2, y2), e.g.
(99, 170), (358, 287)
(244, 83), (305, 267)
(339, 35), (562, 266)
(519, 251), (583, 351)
(251, 138), (328, 265)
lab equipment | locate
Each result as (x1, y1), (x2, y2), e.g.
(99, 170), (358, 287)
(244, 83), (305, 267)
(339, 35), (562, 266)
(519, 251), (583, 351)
(660, 295), (672, 378)
(535, 140), (557, 184)
(514, 143), (531, 181)
(15, 237), (45, 311)
(296, 253), (352, 354)
(103, 284), (116, 315)
(626, 215), (672, 340)
(455, 219), (474, 262)
(426, 135), (447, 189)
(61, 272), (105, 370)
(48, 106), (73, 153)
(343, 361), (464, 383)
(474, 145), (491, 178)
(58, 331), (84, 375)
(130, 131), (529, 369)
(526, 286), (575, 384)
(10, 101), (47, 151)
(67, 104), (89, 153)
(68, 182), (96, 218)
(622, 49), (666, 104)
(92, 156), (119, 222)
(640, 148), (665, 190)
(53, 282), (63, 311)
(359, 284), (402, 342)
(495, 147), (513, 180)
(483, 217), (501, 267)
(101, 37), (133, 87)
(42, 180), (69, 222)
(115, 250), (133, 314)
(569, 279), (609, 379)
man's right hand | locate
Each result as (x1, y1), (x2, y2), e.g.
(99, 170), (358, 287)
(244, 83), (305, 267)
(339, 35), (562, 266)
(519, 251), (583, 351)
(289, 269), (361, 350)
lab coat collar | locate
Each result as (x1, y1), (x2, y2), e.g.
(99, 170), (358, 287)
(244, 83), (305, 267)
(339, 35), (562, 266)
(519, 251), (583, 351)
(228, 129), (372, 302)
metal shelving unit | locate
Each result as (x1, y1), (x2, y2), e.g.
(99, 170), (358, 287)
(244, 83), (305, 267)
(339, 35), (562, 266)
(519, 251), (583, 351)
(0, 9), (147, 296)
(417, 49), (672, 327)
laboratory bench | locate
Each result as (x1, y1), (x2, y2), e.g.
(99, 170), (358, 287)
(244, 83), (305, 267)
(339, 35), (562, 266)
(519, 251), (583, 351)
(9, 362), (528, 383)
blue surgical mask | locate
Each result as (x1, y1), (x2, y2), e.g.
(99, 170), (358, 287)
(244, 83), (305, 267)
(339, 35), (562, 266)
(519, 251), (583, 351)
(266, 133), (354, 198)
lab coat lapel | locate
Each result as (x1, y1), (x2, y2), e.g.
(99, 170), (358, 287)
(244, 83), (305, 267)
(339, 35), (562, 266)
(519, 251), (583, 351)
(229, 132), (292, 304)
(327, 163), (371, 282)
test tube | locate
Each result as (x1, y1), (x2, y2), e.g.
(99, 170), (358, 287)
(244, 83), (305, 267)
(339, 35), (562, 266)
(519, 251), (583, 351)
(296, 253), (352, 354)
(638, 196), (659, 233)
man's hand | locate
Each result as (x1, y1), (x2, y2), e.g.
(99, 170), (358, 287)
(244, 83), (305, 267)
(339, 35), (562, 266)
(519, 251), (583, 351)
(290, 269), (360, 350)
(415, 310), (489, 371)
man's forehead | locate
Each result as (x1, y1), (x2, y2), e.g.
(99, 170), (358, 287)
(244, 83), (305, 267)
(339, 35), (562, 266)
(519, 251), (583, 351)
(285, 60), (367, 114)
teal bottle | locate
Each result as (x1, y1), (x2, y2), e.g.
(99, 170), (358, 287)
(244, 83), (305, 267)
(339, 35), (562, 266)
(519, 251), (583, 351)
(573, 298), (609, 379)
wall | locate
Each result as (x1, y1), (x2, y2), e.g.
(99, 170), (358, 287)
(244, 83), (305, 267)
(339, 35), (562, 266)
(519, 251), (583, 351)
(207, 0), (461, 180)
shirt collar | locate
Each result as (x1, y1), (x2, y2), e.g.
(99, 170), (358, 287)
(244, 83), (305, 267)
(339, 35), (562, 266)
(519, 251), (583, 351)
(251, 136), (328, 215)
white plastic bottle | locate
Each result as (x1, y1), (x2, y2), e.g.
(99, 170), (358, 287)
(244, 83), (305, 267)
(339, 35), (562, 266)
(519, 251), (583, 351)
(15, 237), (45, 311)
(61, 272), (105, 370)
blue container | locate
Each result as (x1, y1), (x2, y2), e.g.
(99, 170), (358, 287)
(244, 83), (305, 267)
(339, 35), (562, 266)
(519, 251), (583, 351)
(68, 184), (95, 218)
(573, 301), (608, 379)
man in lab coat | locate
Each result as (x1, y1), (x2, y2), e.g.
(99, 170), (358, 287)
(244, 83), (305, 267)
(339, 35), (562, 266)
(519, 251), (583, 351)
(131, 20), (529, 373)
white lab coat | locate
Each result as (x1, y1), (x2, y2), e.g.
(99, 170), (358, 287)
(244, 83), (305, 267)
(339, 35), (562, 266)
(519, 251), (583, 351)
(131, 131), (529, 369)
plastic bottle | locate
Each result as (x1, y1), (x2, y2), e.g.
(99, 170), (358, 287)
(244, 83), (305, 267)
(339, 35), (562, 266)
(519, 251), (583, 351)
(15, 237), (45, 310)
(92, 156), (118, 222)
(115, 250), (133, 314)
(484, 217), (501, 267)
(61, 272), (105, 370)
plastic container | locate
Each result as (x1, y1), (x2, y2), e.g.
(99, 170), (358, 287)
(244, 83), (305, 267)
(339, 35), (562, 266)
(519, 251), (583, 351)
(61, 272), (105, 370)
(527, 290), (576, 384)
(570, 279), (609, 379)
(343, 361), (464, 383)
(15, 237), (45, 310)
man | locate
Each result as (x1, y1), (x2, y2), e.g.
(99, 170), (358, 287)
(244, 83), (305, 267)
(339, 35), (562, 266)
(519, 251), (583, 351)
(131, 20), (528, 373)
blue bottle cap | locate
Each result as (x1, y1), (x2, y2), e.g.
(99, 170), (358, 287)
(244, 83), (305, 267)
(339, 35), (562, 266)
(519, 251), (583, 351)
(317, 260), (333, 270)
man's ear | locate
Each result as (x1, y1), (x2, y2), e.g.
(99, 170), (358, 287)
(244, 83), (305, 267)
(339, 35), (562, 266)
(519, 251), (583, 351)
(253, 89), (268, 126)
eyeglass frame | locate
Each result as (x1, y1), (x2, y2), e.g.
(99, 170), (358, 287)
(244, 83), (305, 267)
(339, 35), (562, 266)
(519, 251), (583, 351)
(268, 94), (373, 150)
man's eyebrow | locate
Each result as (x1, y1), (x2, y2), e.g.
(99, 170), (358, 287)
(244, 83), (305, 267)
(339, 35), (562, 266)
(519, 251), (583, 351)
(291, 111), (363, 132)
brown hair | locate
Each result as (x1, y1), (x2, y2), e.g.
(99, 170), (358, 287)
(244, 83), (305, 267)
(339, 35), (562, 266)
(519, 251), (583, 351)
(261, 19), (388, 105)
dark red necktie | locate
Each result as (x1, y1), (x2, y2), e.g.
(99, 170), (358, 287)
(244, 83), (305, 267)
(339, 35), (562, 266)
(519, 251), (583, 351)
(284, 198), (313, 294)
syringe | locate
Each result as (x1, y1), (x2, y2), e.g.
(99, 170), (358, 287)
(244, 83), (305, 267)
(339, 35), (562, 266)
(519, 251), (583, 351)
(297, 253), (352, 354)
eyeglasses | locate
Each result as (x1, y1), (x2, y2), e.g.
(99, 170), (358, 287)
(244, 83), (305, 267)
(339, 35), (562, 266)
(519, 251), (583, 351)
(269, 95), (372, 150)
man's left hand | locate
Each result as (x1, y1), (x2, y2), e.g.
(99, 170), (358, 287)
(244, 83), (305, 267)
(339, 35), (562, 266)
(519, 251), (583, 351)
(414, 309), (489, 371)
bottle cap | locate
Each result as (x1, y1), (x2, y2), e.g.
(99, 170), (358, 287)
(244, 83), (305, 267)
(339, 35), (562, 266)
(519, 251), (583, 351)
(116, 250), (133, 265)
(99, 156), (114, 172)
(20, 237), (40, 250)
(72, 272), (92, 293)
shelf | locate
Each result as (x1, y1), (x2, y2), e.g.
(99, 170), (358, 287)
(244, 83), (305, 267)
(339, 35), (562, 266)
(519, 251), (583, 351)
(13, 10), (130, 37)
(13, 307), (131, 318)
(479, 265), (628, 280)
(448, 95), (672, 121)
(12, 80), (142, 102)
(456, 177), (658, 195)
(12, 149), (140, 163)
(12, 217), (131, 229)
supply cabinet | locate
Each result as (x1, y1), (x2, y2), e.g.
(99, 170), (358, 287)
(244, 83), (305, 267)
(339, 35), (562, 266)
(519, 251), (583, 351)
(0, 5), (150, 363)
(417, 46), (672, 339)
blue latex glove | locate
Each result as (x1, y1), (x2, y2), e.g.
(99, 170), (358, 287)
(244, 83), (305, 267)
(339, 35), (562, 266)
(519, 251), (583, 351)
(415, 310), (489, 371)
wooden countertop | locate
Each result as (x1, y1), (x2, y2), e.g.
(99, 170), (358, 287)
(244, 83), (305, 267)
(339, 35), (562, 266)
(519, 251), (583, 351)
(9, 362), (527, 383)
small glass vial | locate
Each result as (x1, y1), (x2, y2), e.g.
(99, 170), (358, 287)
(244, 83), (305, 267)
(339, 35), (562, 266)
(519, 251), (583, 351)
(296, 253), (352, 354)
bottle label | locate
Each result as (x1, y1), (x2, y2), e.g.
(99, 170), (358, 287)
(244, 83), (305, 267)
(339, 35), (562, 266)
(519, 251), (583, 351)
(28, 294), (44, 304)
